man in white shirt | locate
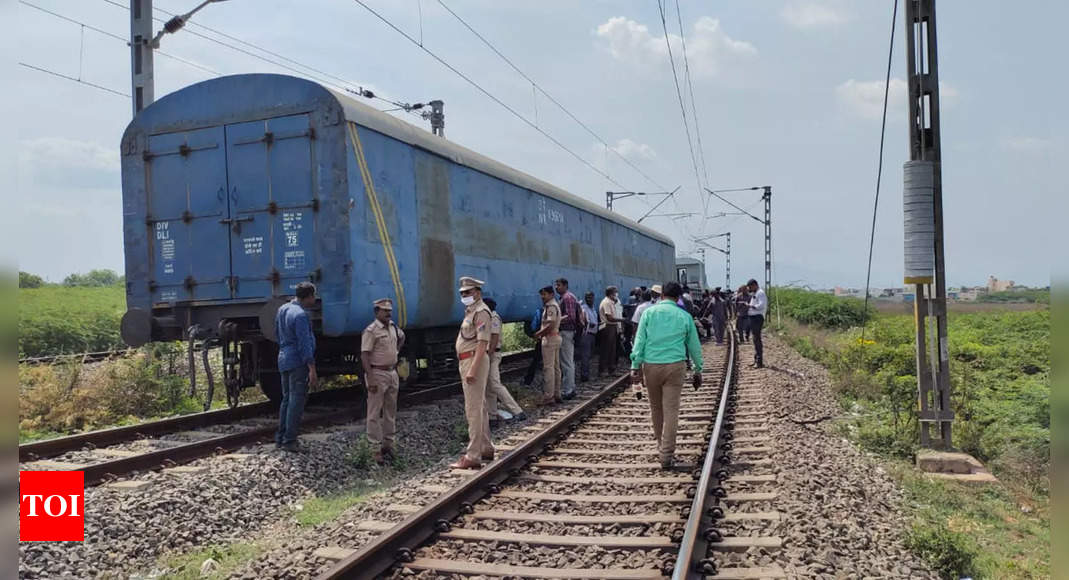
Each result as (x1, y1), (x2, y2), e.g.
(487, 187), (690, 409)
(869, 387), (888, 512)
(578, 291), (599, 382)
(746, 279), (768, 368)
(598, 286), (621, 376)
(632, 286), (660, 325)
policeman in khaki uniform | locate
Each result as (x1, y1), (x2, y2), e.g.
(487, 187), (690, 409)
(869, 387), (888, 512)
(361, 298), (405, 465)
(483, 298), (526, 422)
(534, 285), (563, 405)
(451, 277), (495, 469)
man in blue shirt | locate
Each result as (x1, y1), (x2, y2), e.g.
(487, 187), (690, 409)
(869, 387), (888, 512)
(275, 282), (319, 451)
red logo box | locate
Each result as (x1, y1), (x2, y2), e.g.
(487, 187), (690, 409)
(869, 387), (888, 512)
(19, 471), (85, 542)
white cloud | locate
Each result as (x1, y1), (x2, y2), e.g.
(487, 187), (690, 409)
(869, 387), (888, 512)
(18, 137), (119, 189)
(835, 78), (907, 119)
(780, 2), (848, 29)
(1001, 136), (1052, 152)
(836, 78), (959, 119)
(611, 138), (657, 162)
(595, 16), (756, 78)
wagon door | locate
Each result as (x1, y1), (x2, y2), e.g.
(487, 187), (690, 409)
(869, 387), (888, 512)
(224, 114), (319, 298)
(145, 126), (232, 302)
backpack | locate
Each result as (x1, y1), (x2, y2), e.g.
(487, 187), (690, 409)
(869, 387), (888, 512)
(524, 307), (542, 338)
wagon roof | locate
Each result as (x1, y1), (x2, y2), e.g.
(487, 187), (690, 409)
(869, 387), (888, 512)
(328, 85), (673, 247)
(124, 73), (673, 248)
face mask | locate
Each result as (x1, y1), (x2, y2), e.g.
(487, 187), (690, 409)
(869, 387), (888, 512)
(461, 295), (476, 306)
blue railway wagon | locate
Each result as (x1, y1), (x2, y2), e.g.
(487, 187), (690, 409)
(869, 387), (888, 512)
(119, 73), (674, 401)
(676, 259), (707, 292)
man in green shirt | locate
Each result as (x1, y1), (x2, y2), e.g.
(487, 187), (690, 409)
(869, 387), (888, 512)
(630, 281), (704, 469)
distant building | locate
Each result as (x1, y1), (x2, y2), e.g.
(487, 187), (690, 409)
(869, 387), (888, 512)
(987, 276), (1015, 293)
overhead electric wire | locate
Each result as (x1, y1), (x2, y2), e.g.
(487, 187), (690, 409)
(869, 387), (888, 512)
(672, 0), (710, 208)
(350, 0), (629, 189)
(21, 0), (221, 76)
(435, 0), (667, 192)
(18, 61), (130, 97)
(656, 0), (703, 209)
(98, 0), (421, 116)
(861, 0), (899, 341)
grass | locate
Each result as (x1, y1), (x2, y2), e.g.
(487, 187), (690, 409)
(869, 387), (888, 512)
(890, 462), (1050, 578)
(771, 307), (1050, 577)
(18, 284), (126, 357)
(160, 541), (263, 579)
(293, 480), (382, 527)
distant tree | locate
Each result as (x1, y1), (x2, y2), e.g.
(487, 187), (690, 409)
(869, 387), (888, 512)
(63, 269), (122, 287)
(19, 271), (44, 288)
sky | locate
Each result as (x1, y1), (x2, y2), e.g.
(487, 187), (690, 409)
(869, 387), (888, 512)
(6, 0), (1064, 289)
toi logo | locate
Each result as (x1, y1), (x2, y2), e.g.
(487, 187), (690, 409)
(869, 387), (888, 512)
(19, 471), (85, 542)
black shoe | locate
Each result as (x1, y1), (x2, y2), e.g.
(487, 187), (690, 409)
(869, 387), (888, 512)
(562, 392), (576, 400)
(489, 419), (502, 428)
(280, 442), (301, 453)
(381, 447), (396, 461)
(660, 456), (676, 470)
(512, 412), (528, 422)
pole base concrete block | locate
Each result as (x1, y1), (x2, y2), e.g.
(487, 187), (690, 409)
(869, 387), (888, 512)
(916, 449), (997, 483)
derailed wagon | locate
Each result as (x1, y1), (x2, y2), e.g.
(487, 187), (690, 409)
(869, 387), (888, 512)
(119, 73), (674, 403)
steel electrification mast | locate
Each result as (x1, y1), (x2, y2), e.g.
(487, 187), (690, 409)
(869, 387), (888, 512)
(903, 0), (952, 449)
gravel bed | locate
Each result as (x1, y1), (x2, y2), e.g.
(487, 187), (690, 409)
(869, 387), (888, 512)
(463, 519), (681, 538)
(222, 370), (628, 579)
(527, 466), (692, 479)
(711, 335), (937, 578)
(404, 539), (672, 572)
(17, 369), (574, 579)
(481, 496), (683, 517)
(506, 480), (693, 496)
(541, 452), (697, 464)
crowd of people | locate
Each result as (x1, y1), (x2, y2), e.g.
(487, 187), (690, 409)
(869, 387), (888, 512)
(269, 275), (769, 470)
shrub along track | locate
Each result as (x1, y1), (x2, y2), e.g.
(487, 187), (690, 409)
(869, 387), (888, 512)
(18, 352), (533, 486)
(311, 335), (790, 579)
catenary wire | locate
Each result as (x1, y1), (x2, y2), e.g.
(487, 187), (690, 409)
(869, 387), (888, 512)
(18, 61), (130, 97)
(21, 0), (222, 76)
(98, 0), (421, 116)
(350, 0), (629, 189)
(673, 0), (710, 209)
(656, 0), (703, 210)
(862, 0), (899, 342)
(436, 0), (668, 192)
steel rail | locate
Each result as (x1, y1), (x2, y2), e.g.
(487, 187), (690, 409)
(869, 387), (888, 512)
(20, 399), (280, 462)
(317, 372), (634, 579)
(23, 351), (534, 484)
(21, 351), (532, 462)
(19, 349), (132, 366)
(673, 333), (736, 578)
(77, 408), (356, 486)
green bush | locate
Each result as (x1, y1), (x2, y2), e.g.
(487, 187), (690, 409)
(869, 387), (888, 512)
(501, 321), (535, 352)
(770, 288), (869, 329)
(777, 291), (1050, 490)
(62, 268), (123, 287)
(19, 352), (199, 436)
(19, 271), (44, 288)
(906, 524), (977, 579)
(18, 285), (126, 357)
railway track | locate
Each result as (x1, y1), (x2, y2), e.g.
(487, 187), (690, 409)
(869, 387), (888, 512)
(312, 334), (785, 579)
(18, 349), (132, 366)
(18, 351), (533, 486)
